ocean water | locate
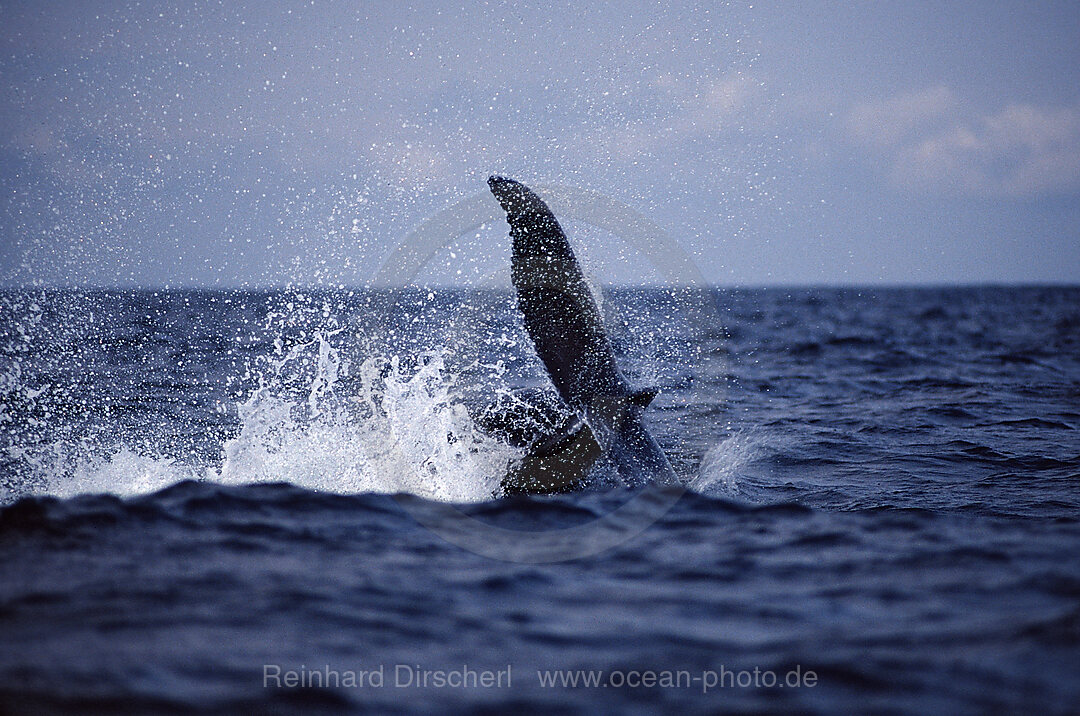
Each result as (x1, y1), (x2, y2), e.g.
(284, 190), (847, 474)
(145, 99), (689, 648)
(0, 286), (1078, 714)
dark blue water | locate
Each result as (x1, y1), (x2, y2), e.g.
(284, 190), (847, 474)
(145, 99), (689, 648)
(1, 286), (1078, 714)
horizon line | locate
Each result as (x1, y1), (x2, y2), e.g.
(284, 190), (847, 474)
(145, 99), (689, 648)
(2, 280), (1078, 292)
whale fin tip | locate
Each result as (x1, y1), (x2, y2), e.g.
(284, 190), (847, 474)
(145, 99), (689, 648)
(629, 388), (659, 408)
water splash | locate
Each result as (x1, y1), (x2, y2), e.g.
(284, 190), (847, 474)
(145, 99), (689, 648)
(215, 341), (513, 501)
(1, 289), (716, 505)
(689, 431), (759, 497)
(4, 324), (516, 503)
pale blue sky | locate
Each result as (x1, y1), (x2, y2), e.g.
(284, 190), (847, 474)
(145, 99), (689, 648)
(1, 1), (1078, 287)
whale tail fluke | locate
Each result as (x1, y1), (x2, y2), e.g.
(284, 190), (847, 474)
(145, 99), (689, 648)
(629, 388), (659, 408)
(488, 175), (678, 492)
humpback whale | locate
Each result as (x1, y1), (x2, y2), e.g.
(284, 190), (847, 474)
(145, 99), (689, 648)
(486, 176), (678, 494)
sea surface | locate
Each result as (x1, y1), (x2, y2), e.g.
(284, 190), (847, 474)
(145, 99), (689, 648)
(1, 286), (1078, 714)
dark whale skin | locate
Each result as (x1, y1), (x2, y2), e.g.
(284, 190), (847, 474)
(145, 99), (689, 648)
(488, 176), (678, 488)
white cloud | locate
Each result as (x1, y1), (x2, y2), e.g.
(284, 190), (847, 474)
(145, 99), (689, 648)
(848, 85), (956, 149)
(848, 88), (1080, 197)
(551, 72), (765, 172)
(669, 73), (764, 138)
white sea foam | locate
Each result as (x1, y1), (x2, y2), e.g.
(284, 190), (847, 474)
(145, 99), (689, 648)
(2, 297), (725, 505)
(214, 341), (513, 501)
(6, 331), (517, 503)
(689, 431), (758, 497)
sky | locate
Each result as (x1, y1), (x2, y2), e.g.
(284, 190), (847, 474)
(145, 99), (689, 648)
(1, 0), (1078, 288)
